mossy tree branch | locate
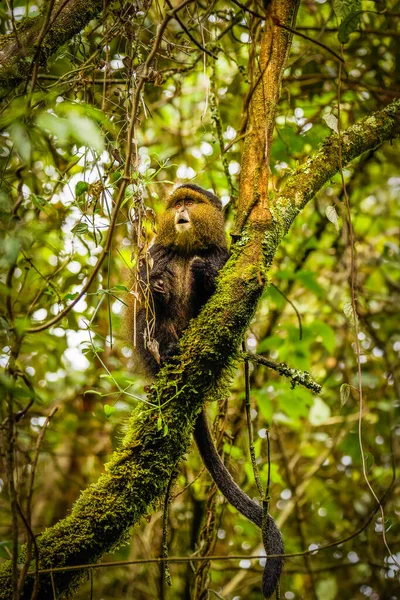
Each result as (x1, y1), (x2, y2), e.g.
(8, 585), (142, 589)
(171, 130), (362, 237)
(274, 99), (400, 233)
(0, 0), (103, 97)
(1, 4), (399, 600)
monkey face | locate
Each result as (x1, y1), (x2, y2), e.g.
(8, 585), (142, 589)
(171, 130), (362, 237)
(174, 200), (192, 233)
(157, 189), (227, 253)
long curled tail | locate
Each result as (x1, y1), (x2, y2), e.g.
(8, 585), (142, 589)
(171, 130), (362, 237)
(194, 409), (284, 599)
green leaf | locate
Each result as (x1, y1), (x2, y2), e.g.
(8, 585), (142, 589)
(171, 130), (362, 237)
(333, 0), (360, 18)
(104, 404), (116, 418)
(278, 387), (313, 420)
(114, 284), (129, 291)
(338, 11), (361, 44)
(31, 194), (50, 213)
(69, 114), (104, 152)
(340, 383), (351, 407)
(84, 389), (103, 396)
(0, 317), (9, 334)
(322, 114), (339, 134)
(325, 205), (340, 232)
(312, 321), (336, 354)
(72, 222), (89, 235)
(36, 113), (70, 145)
(266, 463), (285, 487)
(223, 442), (243, 460)
(363, 452), (374, 472)
(257, 392), (273, 423)
(9, 122), (31, 162)
(75, 181), (89, 196)
(343, 301), (357, 325)
(316, 577), (338, 600)
(63, 292), (79, 301)
(309, 397), (331, 426)
(257, 335), (284, 353)
(14, 317), (30, 335)
(2, 237), (21, 266)
(295, 270), (323, 297)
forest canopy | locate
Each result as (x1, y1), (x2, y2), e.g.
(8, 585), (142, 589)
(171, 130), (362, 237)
(0, 1), (399, 599)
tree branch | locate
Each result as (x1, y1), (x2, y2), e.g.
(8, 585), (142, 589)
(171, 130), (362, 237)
(275, 99), (400, 234)
(0, 0), (103, 97)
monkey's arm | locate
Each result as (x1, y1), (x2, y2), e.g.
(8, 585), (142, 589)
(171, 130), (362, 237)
(143, 244), (175, 305)
(194, 410), (284, 599)
(191, 247), (229, 295)
(135, 245), (177, 373)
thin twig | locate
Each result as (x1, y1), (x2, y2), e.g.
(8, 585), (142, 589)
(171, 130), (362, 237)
(243, 343), (264, 498)
(173, 467), (205, 499)
(210, 60), (237, 204)
(271, 282), (302, 340)
(244, 352), (321, 394)
(26, 0), (57, 100)
(18, 406), (58, 598)
(230, 0), (344, 63)
(275, 427), (318, 600)
(6, 477), (394, 579)
(161, 472), (175, 595)
(165, 0), (217, 58)
(272, 17), (344, 64)
(10, 166), (24, 218)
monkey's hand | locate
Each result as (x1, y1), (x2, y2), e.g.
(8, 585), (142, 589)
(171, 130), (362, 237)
(191, 256), (216, 292)
(151, 278), (166, 296)
(190, 256), (207, 275)
(151, 277), (171, 304)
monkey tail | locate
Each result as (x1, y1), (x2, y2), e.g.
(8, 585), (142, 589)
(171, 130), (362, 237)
(194, 409), (284, 599)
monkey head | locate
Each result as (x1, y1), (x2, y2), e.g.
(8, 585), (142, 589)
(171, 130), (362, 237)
(156, 184), (227, 254)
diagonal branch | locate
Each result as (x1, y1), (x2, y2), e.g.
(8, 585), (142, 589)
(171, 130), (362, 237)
(0, 0), (103, 96)
(275, 99), (400, 233)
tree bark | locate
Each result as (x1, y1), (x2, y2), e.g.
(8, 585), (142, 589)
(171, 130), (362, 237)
(0, 0), (103, 97)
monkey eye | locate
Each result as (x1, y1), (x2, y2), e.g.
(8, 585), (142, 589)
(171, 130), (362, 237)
(175, 202), (182, 209)
(186, 200), (193, 207)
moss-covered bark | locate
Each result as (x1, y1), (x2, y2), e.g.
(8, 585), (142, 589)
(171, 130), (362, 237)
(0, 0), (103, 96)
(275, 99), (400, 233)
(234, 0), (299, 234)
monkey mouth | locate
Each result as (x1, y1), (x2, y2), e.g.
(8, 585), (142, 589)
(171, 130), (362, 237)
(177, 217), (189, 224)
(175, 221), (191, 233)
